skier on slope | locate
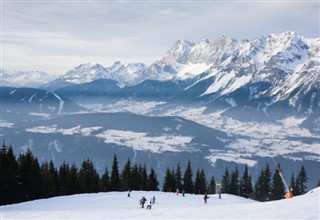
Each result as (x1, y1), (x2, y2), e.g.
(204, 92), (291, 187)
(204, 193), (209, 204)
(146, 198), (152, 210)
(152, 195), (156, 204)
(140, 196), (147, 208)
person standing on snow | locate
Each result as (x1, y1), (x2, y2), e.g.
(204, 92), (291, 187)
(204, 193), (209, 204)
(146, 199), (152, 210)
(152, 195), (156, 204)
(140, 196), (147, 208)
(218, 189), (222, 199)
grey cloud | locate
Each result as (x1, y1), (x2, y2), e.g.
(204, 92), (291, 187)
(2, 1), (319, 75)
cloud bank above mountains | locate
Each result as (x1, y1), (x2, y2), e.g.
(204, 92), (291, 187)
(2, 1), (319, 75)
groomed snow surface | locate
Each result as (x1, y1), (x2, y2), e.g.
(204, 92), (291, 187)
(2, 188), (320, 219)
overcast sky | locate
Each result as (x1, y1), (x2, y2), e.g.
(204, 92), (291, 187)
(1, 1), (319, 76)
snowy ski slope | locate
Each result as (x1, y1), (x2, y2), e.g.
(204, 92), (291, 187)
(2, 188), (319, 219)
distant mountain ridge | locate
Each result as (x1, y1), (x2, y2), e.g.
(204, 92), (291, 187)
(1, 31), (319, 190)
(2, 31), (319, 119)
(3, 31), (319, 91)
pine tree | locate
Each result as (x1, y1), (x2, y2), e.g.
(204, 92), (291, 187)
(200, 169), (207, 194)
(290, 173), (297, 196)
(100, 166), (110, 192)
(194, 169), (207, 194)
(110, 154), (120, 191)
(208, 176), (216, 194)
(171, 168), (176, 192)
(0, 143), (19, 205)
(240, 164), (253, 199)
(221, 168), (230, 193)
(141, 164), (148, 191)
(254, 169), (265, 201)
(175, 163), (183, 192)
(78, 158), (100, 193)
(41, 161), (58, 198)
(18, 149), (42, 201)
(120, 158), (131, 191)
(68, 164), (79, 195)
(163, 167), (173, 192)
(183, 160), (194, 194)
(137, 163), (144, 190)
(58, 161), (70, 195)
(254, 164), (272, 201)
(295, 165), (308, 195)
(131, 164), (140, 190)
(263, 163), (272, 201)
(271, 164), (286, 200)
(229, 166), (239, 195)
(194, 169), (201, 194)
(147, 167), (159, 191)
(6, 146), (20, 204)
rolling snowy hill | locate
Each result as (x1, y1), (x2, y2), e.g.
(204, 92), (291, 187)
(2, 188), (319, 219)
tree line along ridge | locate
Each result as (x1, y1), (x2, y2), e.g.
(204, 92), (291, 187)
(0, 143), (312, 206)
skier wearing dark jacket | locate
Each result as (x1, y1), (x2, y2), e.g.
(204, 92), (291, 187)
(204, 193), (209, 204)
(140, 196), (147, 208)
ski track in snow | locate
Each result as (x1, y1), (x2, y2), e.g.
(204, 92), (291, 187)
(28, 93), (37, 103)
(52, 92), (65, 114)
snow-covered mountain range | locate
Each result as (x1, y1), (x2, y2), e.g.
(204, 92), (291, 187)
(1, 31), (319, 189)
(0, 69), (56, 88)
(44, 31), (319, 114)
(3, 32), (319, 107)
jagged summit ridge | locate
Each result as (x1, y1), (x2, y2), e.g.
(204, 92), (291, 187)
(3, 32), (319, 98)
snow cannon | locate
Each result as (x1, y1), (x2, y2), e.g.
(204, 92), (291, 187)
(285, 187), (293, 199)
